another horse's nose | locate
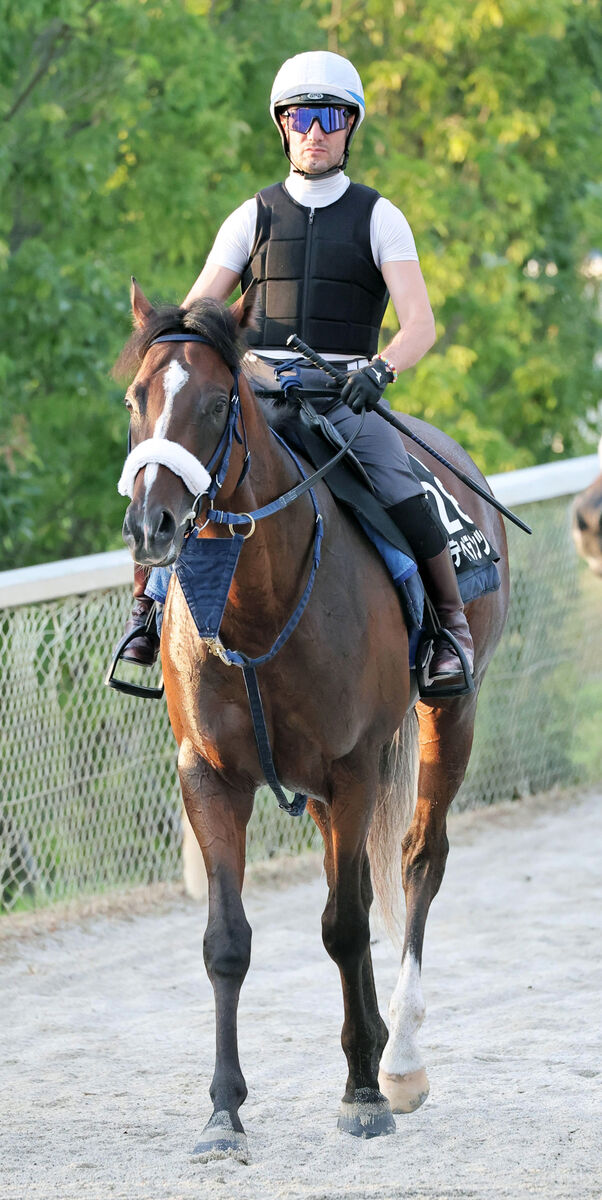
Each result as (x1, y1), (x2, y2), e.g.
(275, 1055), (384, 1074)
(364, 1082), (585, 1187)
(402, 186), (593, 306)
(572, 496), (602, 538)
(123, 502), (178, 565)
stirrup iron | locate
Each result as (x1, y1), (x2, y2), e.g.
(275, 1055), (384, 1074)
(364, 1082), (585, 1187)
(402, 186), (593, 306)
(415, 627), (475, 700)
(104, 603), (164, 700)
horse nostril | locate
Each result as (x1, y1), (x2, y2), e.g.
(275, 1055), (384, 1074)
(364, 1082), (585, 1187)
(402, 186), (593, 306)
(157, 509), (176, 540)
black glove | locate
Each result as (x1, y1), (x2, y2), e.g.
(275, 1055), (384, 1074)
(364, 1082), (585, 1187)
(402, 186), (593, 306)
(340, 358), (395, 414)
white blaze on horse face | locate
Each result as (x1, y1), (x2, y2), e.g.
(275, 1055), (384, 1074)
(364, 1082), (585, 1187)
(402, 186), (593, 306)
(379, 952), (426, 1076)
(144, 359), (190, 495)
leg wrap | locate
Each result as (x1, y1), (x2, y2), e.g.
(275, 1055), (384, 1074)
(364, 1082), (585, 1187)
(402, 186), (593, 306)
(386, 495), (447, 561)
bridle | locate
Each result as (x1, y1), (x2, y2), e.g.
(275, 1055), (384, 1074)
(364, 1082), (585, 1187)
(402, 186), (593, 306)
(118, 331), (364, 540)
(118, 333), (249, 533)
(115, 329), (365, 816)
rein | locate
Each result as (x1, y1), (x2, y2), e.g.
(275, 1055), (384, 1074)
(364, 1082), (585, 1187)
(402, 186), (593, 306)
(140, 333), (364, 530)
(287, 334), (533, 537)
(123, 331), (364, 815)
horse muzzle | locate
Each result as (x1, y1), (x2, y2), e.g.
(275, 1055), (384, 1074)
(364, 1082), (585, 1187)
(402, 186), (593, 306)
(571, 492), (602, 575)
(118, 437), (213, 565)
(122, 498), (181, 566)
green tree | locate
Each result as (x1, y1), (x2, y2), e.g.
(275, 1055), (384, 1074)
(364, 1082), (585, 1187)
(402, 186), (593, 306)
(0, 0), (316, 569)
(1, 0), (600, 570)
(331, 0), (602, 469)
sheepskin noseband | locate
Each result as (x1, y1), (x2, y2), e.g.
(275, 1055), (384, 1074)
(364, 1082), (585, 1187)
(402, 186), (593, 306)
(118, 438), (212, 499)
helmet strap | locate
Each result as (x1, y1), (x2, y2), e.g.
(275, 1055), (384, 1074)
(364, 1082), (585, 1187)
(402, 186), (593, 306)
(277, 106), (356, 179)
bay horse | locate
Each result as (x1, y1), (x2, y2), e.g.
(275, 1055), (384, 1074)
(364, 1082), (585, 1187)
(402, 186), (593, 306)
(116, 280), (509, 1161)
(571, 436), (602, 575)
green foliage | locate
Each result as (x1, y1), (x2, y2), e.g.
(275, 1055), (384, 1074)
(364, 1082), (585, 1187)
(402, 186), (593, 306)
(0, 0), (600, 569)
(339, 0), (602, 469)
(0, 0), (316, 568)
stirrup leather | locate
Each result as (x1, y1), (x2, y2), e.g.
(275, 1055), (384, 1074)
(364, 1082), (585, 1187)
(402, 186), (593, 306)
(104, 603), (164, 700)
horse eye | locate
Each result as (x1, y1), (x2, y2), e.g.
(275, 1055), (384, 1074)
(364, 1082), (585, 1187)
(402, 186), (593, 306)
(213, 396), (227, 414)
(124, 397), (133, 412)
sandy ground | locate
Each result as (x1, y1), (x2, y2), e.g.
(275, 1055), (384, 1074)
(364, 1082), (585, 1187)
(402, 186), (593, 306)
(1, 790), (601, 1200)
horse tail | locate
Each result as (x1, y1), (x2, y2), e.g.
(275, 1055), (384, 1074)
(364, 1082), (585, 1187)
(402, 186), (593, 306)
(367, 709), (419, 945)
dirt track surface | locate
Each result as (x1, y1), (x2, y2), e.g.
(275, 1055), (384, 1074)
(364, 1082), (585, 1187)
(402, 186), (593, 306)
(1, 790), (601, 1200)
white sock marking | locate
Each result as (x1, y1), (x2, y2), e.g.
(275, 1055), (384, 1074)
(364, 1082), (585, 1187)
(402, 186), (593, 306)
(380, 952), (426, 1076)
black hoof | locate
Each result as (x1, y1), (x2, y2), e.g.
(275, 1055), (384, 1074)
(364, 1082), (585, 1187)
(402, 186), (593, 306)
(191, 1110), (249, 1164)
(338, 1088), (397, 1139)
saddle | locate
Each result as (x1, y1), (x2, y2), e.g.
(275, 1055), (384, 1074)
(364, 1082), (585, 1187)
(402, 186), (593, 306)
(251, 361), (500, 646)
(250, 357), (417, 552)
(270, 401), (417, 556)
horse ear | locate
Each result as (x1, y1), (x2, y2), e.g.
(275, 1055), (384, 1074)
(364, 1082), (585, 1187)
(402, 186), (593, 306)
(130, 277), (156, 329)
(230, 284), (259, 331)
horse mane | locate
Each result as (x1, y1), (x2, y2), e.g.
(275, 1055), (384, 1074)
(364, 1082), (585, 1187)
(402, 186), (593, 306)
(113, 298), (245, 382)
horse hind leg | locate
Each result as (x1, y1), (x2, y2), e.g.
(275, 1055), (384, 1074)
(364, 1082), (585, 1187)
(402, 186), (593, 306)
(378, 954), (431, 1114)
(309, 777), (396, 1140)
(178, 740), (254, 1163)
(378, 694), (478, 1114)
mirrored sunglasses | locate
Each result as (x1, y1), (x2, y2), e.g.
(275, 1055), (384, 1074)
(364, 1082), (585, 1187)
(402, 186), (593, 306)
(284, 105), (350, 135)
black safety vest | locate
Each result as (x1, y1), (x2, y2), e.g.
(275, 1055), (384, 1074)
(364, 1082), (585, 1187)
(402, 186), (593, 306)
(241, 181), (389, 357)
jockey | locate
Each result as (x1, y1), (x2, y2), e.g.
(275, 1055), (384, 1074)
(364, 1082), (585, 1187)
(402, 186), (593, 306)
(122, 50), (474, 691)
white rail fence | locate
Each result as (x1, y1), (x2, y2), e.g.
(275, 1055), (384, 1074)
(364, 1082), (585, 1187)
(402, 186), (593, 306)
(1, 456), (600, 914)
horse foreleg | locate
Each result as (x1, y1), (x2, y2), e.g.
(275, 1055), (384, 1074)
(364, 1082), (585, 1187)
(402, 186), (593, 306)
(308, 800), (389, 1086)
(311, 778), (396, 1139)
(379, 695), (478, 1114)
(178, 738), (254, 1163)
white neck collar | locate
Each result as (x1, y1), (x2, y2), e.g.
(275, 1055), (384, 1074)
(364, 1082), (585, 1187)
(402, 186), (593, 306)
(284, 170), (350, 209)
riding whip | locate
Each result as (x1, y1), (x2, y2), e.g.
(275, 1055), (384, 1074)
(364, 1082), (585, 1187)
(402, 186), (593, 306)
(286, 335), (532, 536)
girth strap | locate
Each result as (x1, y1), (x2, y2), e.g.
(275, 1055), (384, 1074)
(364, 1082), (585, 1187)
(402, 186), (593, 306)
(241, 667), (307, 817)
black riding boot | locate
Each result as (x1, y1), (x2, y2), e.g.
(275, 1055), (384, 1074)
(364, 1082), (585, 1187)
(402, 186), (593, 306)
(118, 563), (160, 666)
(416, 546), (474, 682)
(386, 495), (474, 684)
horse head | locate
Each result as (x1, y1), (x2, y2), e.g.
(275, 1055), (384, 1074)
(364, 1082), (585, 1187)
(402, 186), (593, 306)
(116, 279), (251, 566)
(571, 436), (602, 576)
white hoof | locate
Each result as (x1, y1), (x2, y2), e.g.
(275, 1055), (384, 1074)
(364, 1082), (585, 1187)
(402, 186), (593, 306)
(378, 1067), (430, 1113)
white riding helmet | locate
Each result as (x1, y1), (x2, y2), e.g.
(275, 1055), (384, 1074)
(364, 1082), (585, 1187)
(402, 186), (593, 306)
(270, 51), (365, 173)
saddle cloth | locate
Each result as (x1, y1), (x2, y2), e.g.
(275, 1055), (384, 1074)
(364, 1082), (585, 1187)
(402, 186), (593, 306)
(146, 408), (500, 669)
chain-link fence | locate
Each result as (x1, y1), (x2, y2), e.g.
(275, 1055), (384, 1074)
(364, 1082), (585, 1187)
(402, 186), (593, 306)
(1, 486), (600, 915)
